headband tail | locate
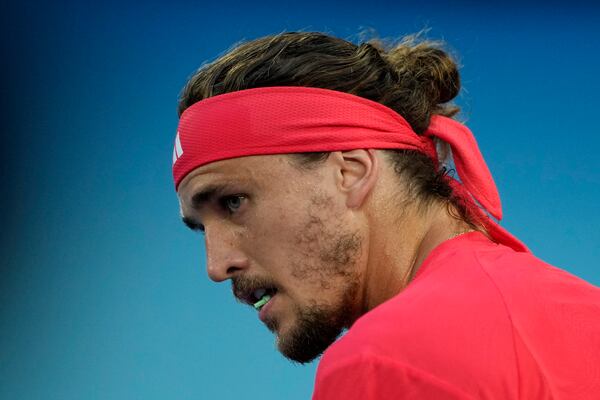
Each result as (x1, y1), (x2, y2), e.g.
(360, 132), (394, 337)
(427, 116), (529, 252)
(448, 178), (529, 252)
(426, 116), (503, 220)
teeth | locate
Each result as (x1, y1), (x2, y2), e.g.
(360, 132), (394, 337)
(253, 288), (266, 300)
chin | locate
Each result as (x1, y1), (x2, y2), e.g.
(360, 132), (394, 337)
(274, 306), (348, 364)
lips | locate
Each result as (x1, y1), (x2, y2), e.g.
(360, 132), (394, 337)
(233, 282), (278, 308)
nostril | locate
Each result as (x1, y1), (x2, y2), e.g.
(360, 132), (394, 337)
(226, 265), (242, 276)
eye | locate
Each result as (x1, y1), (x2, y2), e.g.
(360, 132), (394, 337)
(183, 217), (205, 235)
(190, 221), (205, 234)
(219, 195), (246, 214)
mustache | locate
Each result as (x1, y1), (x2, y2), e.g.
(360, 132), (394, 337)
(231, 275), (278, 301)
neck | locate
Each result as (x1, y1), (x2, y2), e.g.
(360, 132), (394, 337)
(362, 202), (473, 312)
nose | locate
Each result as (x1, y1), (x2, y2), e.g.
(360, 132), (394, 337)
(204, 224), (249, 282)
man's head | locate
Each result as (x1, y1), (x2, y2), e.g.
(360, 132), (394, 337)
(174, 31), (510, 363)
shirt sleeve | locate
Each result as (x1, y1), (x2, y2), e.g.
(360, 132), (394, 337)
(312, 353), (476, 400)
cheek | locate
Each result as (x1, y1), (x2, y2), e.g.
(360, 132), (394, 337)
(245, 190), (360, 284)
(243, 203), (305, 262)
(288, 229), (361, 289)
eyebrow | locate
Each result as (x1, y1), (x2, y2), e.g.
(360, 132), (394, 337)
(189, 183), (235, 210)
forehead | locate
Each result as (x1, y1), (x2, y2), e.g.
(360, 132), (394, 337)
(177, 154), (297, 201)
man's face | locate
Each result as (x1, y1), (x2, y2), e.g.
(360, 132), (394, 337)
(178, 154), (366, 363)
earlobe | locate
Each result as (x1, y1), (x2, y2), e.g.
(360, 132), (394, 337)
(334, 149), (379, 209)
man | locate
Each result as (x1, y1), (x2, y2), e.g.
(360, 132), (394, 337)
(172, 32), (600, 399)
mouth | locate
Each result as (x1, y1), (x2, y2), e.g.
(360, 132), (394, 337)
(234, 285), (278, 309)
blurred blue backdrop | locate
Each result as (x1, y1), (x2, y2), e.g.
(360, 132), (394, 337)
(2, 1), (599, 399)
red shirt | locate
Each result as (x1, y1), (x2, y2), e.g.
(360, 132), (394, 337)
(312, 232), (600, 399)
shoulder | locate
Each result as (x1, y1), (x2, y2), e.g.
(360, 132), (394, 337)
(314, 240), (522, 399)
(472, 241), (600, 398)
(314, 234), (600, 399)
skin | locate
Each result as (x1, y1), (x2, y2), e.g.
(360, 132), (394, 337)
(177, 149), (472, 363)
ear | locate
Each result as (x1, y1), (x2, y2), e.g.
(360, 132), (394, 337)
(330, 149), (379, 208)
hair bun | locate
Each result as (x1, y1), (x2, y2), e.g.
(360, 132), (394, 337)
(385, 36), (460, 105)
(367, 35), (461, 132)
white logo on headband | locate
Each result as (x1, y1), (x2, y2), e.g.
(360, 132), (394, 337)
(172, 131), (184, 165)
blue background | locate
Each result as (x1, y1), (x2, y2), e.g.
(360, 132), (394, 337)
(2, 1), (599, 399)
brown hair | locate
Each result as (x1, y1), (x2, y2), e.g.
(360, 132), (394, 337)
(178, 31), (478, 227)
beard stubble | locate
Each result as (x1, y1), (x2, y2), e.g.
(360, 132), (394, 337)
(270, 192), (363, 364)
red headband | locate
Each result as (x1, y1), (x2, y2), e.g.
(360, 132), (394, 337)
(172, 86), (528, 252)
